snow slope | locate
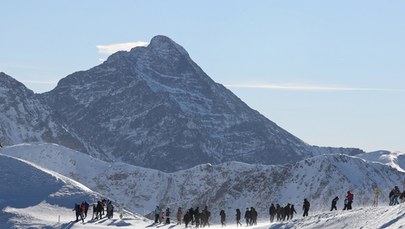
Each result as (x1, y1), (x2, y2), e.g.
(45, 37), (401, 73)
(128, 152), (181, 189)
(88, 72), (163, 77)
(3, 143), (404, 224)
(269, 204), (405, 229)
(0, 153), (148, 228)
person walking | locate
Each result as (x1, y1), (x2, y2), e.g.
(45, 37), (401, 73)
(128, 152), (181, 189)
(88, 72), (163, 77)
(393, 186), (401, 205)
(165, 208), (171, 224)
(154, 206), (160, 224)
(331, 196), (339, 211)
(269, 204), (276, 223)
(290, 204), (297, 219)
(244, 208), (251, 226)
(220, 209), (226, 227)
(176, 207), (183, 225)
(303, 199), (310, 217)
(236, 209), (242, 227)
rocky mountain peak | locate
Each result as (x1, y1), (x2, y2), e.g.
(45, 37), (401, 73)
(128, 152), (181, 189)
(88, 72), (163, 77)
(146, 35), (189, 57)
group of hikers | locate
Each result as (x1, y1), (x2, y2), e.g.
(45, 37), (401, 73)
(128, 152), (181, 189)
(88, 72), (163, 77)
(72, 186), (405, 226)
(73, 199), (114, 223)
(150, 191), (357, 227)
(388, 186), (405, 206)
(330, 191), (354, 211)
(154, 206), (213, 228)
(153, 206), (261, 227)
(269, 203), (297, 222)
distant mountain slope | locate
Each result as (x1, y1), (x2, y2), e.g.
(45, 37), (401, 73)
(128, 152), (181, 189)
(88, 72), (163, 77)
(357, 150), (405, 172)
(34, 35), (362, 172)
(0, 72), (91, 155)
(3, 143), (401, 222)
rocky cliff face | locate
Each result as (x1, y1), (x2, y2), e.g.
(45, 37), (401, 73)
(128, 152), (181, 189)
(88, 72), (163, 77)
(1, 36), (363, 172)
(0, 72), (83, 151)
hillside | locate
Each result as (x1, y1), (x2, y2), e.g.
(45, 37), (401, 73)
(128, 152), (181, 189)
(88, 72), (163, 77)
(2, 143), (402, 223)
(2, 149), (405, 228)
(0, 153), (96, 227)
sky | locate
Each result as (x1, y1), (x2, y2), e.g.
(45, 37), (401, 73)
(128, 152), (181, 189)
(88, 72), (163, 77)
(1, 0), (404, 152)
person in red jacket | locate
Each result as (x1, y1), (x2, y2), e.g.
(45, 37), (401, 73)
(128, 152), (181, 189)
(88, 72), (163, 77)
(346, 191), (354, 210)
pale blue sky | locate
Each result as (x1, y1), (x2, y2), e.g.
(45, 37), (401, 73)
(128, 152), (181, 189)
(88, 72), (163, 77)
(1, 0), (404, 152)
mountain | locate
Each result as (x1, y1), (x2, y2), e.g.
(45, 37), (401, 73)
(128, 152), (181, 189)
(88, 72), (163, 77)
(28, 35), (360, 172)
(0, 72), (89, 154)
(3, 143), (401, 222)
(357, 150), (405, 172)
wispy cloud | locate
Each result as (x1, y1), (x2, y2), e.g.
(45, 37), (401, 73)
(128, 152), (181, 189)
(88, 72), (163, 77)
(21, 80), (57, 85)
(96, 41), (149, 55)
(225, 83), (402, 92)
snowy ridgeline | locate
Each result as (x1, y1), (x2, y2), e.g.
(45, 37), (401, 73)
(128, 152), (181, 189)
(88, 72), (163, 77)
(2, 145), (405, 228)
(2, 143), (405, 225)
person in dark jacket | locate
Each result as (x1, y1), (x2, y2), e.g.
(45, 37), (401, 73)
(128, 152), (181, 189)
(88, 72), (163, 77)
(290, 204), (297, 219)
(236, 209), (242, 227)
(269, 204), (276, 223)
(194, 207), (200, 227)
(331, 196), (339, 211)
(220, 209), (226, 227)
(184, 210), (191, 228)
(393, 186), (401, 205)
(284, 204), (291, 220)
(165, 208), (171, 224)
(303, 198), (310, 217)
(250, 207), (257, 225)
(202, 206), (210, 227)
(244, 208), (250, 226)
(276, 204), (281, 221)
(96, 201), (103, 219)
(74, 203), (84, 223)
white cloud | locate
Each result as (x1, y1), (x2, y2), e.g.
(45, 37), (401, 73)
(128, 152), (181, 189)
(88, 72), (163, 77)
(225, 83), (402, 92)
(96, 41), (149, 55)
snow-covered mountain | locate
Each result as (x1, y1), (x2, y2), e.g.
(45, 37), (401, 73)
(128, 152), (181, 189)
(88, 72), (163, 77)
(0, 152), (149, 228)
(0, 35), (364, 172)
(357, 150), (405, 172)
(3, 143), (402, 223)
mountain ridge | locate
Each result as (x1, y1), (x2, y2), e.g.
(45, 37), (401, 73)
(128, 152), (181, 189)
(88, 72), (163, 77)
(1, 35), (364, 172)
(2, 143), (401, 222)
